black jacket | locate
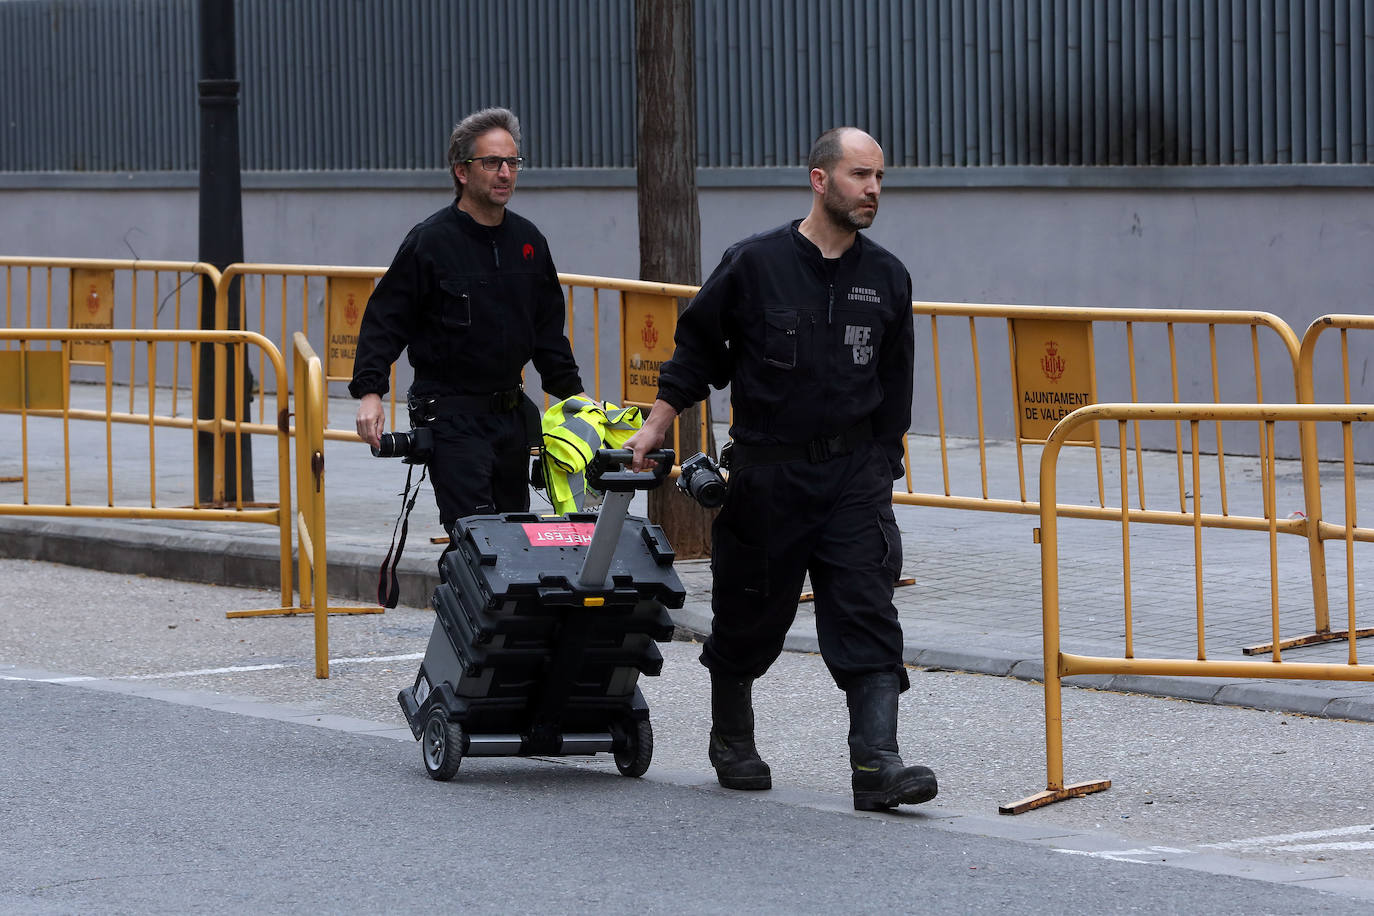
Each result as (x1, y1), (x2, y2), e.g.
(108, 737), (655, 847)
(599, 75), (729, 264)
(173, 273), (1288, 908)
(656, 221), (914, 476)
(349, 204), (584, 400)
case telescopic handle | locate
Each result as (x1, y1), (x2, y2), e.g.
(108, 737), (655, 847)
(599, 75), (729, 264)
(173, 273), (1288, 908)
(586, 448), (675, 492)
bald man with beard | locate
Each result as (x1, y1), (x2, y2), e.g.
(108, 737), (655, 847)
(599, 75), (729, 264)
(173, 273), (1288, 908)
(626, 128), (936, 811)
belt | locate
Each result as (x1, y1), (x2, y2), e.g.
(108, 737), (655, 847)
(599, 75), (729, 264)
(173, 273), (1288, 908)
(415, 386), (525, 416)
(728, 419), (873, 468)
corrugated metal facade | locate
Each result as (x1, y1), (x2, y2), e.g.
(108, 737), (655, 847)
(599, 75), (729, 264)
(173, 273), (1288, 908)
(2, 0), (1371, 172)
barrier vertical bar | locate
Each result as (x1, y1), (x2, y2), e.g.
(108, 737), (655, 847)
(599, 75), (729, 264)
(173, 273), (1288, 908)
(129, 271), (139, 412)
(1209, 323), (1230, 515)
(212, 302), (227, 504)
(20, 342), (32, 504)
(1343, 419), (1358, 664)
(1296, 317), (1333, 639)
(1191, 419), (1205, 660)
(930, 315), (951, 496)
(1088, 325), (1105, 508)
(60, 341), (70, 506)
(1005, 317), (1027, 503)
(1119, 420), (1135, 658)
(1125, 322), (1145, 508)
(592, 287), (602, 401)
(1251, 325), (1272, 518)
(304, 342), (330, 678)
(969, 317), (990, 499)
(103, 345), (114, 507)
(1168, 323), (1186, 512)
(261, 276), (271, 424)
(172, 276), (183, 418)
(147, 340), (157, 506)
(1265, 420), (1282, 660)
(1041, 430), (1066, 794)
(232, 340), (245, 511)
(274, 343), (293, 613)
(294, 341), (313, 612)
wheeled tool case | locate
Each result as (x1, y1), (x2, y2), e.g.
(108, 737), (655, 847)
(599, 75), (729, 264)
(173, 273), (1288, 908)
(398, 449), (685, 780)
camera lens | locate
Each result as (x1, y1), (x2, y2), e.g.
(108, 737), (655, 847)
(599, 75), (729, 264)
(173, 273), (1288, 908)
(370, 427), (434, 463)
(371, 431), (409, 458)
(677, 453), (727, 508)
(691, 476), (726, 508)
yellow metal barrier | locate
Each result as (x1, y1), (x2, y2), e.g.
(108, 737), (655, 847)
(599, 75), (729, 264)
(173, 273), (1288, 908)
(898, 300), (1303, 513)
(891, 301), (1339, 649)
(1, 256), (220, 423)
(0, 327), (295, 610)
(216, 263), (393, 438)
(226, 333), (382, 680)
(1002, 402), (1374, 815)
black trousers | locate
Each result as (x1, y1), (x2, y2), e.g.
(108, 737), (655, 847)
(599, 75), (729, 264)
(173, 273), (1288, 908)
(700, 441), (910, 692)
(426, 409), (531, 534)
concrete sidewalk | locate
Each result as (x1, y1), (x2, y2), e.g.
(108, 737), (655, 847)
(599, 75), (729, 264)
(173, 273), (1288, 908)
(3, 383), (1374, 723)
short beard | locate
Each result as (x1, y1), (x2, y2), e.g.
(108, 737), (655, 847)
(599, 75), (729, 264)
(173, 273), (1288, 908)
(822, 187), (876, 231)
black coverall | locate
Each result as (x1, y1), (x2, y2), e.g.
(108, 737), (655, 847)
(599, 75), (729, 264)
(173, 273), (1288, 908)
(349, 204), (584, 532)
(656, 221), (915, 691)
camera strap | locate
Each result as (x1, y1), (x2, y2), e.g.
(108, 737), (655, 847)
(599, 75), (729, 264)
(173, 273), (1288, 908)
(377, 462), (428, 609)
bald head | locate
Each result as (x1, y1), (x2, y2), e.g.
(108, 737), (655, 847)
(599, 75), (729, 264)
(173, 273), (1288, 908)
(807, 127), (880, 174)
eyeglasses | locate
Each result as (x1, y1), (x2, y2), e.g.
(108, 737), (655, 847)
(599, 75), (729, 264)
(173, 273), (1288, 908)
(464, 155), (524, 172)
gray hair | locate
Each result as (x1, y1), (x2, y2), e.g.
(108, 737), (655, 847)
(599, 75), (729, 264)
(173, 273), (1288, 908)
(447, 107), (522, 196)
(807, 126), (857, 174)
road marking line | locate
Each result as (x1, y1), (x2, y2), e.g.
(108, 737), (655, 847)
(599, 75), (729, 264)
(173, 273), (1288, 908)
(1201, 824), (1374, 850)
(331, 652), (424, 665)
(0, 653), (425, 683)
(1055, 845), (1191, 863)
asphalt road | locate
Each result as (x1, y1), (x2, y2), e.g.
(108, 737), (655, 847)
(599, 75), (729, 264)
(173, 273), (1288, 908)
(5, 558), (1374, 913)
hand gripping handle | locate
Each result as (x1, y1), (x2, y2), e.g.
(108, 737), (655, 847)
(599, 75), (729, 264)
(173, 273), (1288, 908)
(586, 448), (675, 492)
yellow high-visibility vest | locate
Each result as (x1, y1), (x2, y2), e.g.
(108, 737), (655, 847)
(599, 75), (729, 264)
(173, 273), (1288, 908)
(540, 394), (644, 513)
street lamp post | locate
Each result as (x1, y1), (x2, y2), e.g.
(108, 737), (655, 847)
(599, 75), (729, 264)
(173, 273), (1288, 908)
(196, 0), (253, 502)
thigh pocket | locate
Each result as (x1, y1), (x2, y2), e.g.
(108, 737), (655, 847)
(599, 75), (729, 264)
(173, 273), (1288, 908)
(878, 504), (902, 579)
(711, 518), (769, 598)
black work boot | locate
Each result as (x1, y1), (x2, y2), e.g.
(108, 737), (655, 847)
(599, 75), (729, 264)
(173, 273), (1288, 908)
(846, 671), (938, 811)
(707, 672), (772, 790)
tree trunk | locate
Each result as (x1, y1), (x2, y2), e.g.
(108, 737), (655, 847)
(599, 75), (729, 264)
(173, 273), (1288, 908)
(635, 0), (715, 558)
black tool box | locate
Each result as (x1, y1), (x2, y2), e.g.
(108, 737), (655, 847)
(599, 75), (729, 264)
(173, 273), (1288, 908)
(398, 449), (684, 780)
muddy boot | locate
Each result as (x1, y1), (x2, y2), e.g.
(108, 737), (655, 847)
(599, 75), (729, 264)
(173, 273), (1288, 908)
(846, 671), (938, 811)
(708, 672), (772, 790)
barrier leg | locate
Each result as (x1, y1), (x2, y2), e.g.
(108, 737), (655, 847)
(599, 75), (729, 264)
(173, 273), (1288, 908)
(999, 661), (1111, 814)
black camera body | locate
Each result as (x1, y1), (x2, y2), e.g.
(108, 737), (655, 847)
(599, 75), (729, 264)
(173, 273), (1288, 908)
(371, 426), (434, 464)
(676, 451), (727, 508)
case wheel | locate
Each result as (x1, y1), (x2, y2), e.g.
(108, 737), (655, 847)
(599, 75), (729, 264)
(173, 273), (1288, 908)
(421, 706), (465, 781)
(614, 718), (654, 778)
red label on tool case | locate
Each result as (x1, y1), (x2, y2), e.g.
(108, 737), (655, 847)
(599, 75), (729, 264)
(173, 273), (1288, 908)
(521, 523), (597, 546)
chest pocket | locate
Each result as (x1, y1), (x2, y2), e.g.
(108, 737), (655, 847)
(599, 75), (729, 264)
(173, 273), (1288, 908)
(438, 278), (472, 329)
(763, 307), (799, 369)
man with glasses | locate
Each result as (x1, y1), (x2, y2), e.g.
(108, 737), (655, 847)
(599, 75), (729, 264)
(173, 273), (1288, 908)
(350, 107), (585, 552)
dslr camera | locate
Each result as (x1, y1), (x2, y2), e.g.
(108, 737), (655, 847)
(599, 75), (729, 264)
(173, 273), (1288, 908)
(676, 451), (727, 508)
(370, 393), (438, 464)
(370, 427), (433, 464)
